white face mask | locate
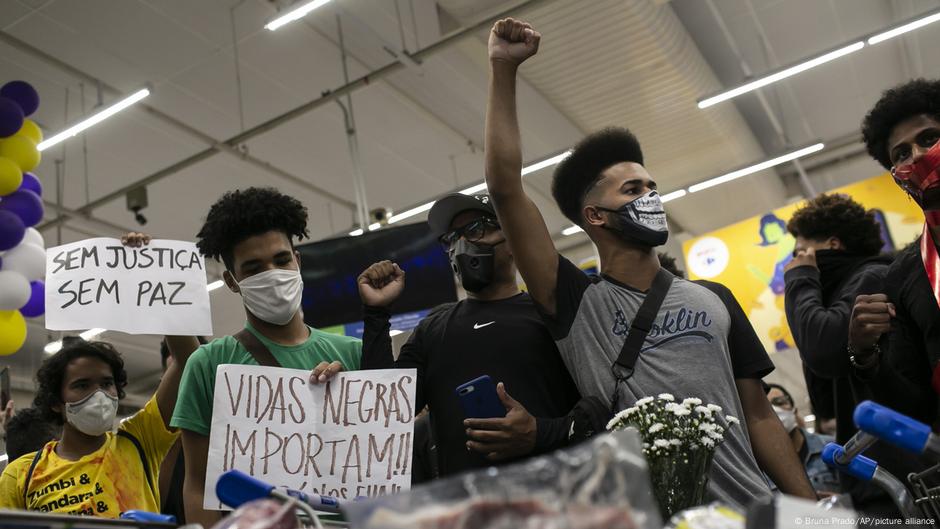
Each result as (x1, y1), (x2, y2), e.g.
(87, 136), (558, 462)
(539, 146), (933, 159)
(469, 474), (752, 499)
(237, 268), (304, 326)
(65, 390), (118, 436)
(773, 405), (798, 433)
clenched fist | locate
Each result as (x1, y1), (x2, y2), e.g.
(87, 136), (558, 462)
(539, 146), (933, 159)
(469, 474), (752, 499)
(358, 260), (405, 307)
(848, 293), (895, 351)
(488, 18), (541, 66)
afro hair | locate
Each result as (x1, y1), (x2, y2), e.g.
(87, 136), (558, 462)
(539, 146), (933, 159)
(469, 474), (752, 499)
(33, 338), (128, 426)
(196, 187), (309, 271)
(862, 78), (940, 170)
(552, 127), (644, 225)
(786, 193), (884, 256)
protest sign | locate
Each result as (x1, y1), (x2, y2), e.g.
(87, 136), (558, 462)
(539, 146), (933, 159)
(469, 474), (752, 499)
(204, 366), (417, 510)
(45, 238), (212, 335)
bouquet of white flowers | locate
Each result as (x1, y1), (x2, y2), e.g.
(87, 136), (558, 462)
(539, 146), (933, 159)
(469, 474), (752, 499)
(606, 393), (740, 519)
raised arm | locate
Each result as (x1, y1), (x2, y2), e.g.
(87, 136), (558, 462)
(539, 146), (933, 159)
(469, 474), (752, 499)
(485, 19), (560, 315)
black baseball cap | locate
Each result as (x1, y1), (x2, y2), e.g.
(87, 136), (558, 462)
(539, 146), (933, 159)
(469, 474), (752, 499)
(427, 193), (496, 237)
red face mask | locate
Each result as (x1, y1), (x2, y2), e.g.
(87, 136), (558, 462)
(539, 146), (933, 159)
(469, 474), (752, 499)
(892, 139), (940, 210)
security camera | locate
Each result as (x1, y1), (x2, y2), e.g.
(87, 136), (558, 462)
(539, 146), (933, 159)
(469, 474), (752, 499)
(370, 207), (391, 226)
(127, 187), (148, 226)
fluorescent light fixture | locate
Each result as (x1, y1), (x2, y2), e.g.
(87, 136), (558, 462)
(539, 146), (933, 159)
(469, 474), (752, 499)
(80, 328), (106, 340)
(688, 143), (824, 193)
(389, 330), (404, 337)
(869, 10), (940, 45)
(348, 228), (364, 236)
(369, 222), (381, 231)
(37, 89), (151, 151)
(697, 42), (864, 109)
(265, 0), (332, 31)
(44, 341), (63, 354)
(207, 280), (225, 292)
(521, 151), (571, 175)
(460, 182), (488, 195)
(388, 202), (434, 224)
(661, 189), (687, 202)
(562, 225), (583, 236)
(45, 328), (107, 354)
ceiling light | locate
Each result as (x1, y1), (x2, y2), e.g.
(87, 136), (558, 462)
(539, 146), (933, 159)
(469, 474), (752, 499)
(368, 222), (381, 231)
(697, 42), (863, 109)
(80, 328), (107, 340)
(348, 228), (364, 236)
(38, 89), (151, 151)
(264, 0), (332, 31)
(869, 10), (940, 45)
(389, 330), (404, 337)
(45, 327), (107, 354)
(562, 225), (583, 236)
(688, 143), (824, 193)
(460, 182), (488, 195)
(661, 190), (687, 202)
(521, 151), (571, 176)
(207, 280), (225, 292)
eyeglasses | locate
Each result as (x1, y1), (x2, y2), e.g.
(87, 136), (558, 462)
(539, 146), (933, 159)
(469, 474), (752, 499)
(439, 217), (500, 247)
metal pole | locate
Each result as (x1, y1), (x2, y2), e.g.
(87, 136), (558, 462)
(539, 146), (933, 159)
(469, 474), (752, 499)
(31, 0), (548, 232)
(337, 14), (370, 232)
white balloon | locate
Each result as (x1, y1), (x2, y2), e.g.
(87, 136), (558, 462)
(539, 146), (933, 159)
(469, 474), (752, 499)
(22, 227), (44, 249)
(0, 270), (30, 310)
(2, 243), (45, 282)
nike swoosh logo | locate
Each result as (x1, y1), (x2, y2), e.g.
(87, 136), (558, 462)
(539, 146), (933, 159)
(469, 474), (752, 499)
(473, 321), (495, 330)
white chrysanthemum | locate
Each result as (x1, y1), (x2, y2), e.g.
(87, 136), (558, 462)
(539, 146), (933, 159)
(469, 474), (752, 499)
(695, 405), (712, 415)
(658, 393), (675, 401)
(682, 397), (702, 407)
(707, 430), (723, 440)
(672, 406), (691, 416)
(649, 423), (665, 434)
(606, 416), (621, 431)
(699, 422), (717, 432)
(617, 407), (638, 419)
(726, 415), (740, 425)
(654, 439), (671, 448)
(669, 439), (682, 446)
(701, 437), (715, 448)
(707, 404), (723, 413)
(636, 396), (654, 407)
(664, 402), (680, 412)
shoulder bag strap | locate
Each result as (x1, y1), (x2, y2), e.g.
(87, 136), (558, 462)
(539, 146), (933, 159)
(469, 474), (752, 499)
(234, 329), (282, 368)
(117, 430), (155, 501)
(22, 446), (45, 505)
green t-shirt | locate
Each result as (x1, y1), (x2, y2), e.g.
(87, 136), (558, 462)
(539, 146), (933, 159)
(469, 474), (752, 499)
(170, 323), (362, 435)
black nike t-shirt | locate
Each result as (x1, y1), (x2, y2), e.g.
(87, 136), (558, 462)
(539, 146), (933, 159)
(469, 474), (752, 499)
(361, 293), (581, 477)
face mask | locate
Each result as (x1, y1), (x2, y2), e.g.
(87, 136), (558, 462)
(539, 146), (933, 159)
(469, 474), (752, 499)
(773, 405), (798, 433)
(598, 190), (669, 247)
(892, 140), (940, 210)
(65, 390), (118, 437)
(448, 238), (499, 293)
(238, 268), (304, 326)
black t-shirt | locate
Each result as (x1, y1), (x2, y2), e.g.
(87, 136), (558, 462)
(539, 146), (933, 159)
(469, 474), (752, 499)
(361, 294), (581, 478)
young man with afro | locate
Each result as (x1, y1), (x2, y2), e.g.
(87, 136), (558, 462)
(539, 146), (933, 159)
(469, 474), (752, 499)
(851, 79), (940, 426)
(171, 187), (361, 527)
(481, 18), (815, 508)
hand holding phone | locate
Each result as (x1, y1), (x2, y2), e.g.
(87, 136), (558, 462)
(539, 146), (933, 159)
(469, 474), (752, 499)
(455, 375), (506, 419)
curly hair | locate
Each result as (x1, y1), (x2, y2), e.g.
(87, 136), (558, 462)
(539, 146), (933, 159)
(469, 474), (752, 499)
(862, 78), (940, 170)
(786, 193), (883, 256)
(33, 338), (128, 425)
(196, 187), (309, 271)
(657, 252), (685, 278)
(4, 407), (59, 461)
(552, 128), (644, 225)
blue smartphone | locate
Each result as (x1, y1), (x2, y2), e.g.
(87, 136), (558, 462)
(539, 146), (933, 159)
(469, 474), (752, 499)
(456, 375), (506, 419)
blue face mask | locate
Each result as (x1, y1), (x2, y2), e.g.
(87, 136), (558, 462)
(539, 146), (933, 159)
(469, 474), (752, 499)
(596, 190), (669, 247)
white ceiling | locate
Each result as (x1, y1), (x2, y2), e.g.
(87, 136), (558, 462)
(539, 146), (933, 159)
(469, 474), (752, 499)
(2, 0), (938, 400)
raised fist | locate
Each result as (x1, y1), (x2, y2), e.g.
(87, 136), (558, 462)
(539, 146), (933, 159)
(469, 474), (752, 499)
(848, 293), (895, 351)
(358, 260), (405, 307)
(488, 18), (540, 65)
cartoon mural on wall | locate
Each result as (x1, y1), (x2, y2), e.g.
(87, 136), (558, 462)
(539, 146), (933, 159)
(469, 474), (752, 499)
(683, 173), (924, 354)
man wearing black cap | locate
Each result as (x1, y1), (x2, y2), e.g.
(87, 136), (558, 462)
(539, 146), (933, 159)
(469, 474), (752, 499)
(357, 193), (583, 478)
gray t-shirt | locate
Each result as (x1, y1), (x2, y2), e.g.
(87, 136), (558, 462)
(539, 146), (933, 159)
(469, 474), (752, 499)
(540, 256), (775, 509)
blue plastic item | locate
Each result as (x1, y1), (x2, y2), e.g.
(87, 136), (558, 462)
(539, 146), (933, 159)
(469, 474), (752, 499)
(822, 442), (877, 481)
(854, 400), (931, 455)
(120, 511), (177, 523)
(217, 469), (275, 509)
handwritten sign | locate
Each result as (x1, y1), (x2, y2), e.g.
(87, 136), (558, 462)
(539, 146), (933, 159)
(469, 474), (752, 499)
(44, 238), (212, 335)
(204, 366), (417, 510)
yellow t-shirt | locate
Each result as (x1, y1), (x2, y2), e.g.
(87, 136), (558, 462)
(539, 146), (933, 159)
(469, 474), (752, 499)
(0, 396), (178, 517)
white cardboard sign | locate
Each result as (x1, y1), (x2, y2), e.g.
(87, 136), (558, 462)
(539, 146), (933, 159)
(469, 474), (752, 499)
(204, 366), (417, 510)
(44, 238), (212, 335)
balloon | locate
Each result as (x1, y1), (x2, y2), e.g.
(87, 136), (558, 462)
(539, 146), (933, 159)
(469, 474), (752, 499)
(0, 98), (24, 139)
(0, 310), (26, 356)
(17, 119), (42, 145)
(0, 81), (39, 117)
(0, 189), (43, 227)
(0, 157), (22, 196)
(19, 280), (44, 317)
(22, 227), (43, 248)
(0, 210), (25, 251)
(2, 242), (44, 281)
(0, 135), (40, 172)
(0, 270), (30, 310)
(19, 172), (41, 196)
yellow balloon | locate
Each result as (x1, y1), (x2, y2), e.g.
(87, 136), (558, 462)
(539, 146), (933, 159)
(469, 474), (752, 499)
(0, 310), (26, 356)
(0, 157), (22, 196)
(17, 119), (42, 145)
(0, 135), (40, 172)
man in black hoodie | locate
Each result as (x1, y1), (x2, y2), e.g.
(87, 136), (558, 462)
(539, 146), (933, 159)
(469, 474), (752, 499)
(783, 193), (900, 513)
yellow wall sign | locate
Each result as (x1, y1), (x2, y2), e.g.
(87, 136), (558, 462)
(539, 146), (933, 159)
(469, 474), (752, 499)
(682, 173), (924, 354)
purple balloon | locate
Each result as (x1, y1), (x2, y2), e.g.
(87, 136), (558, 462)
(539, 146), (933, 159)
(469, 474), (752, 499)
(19, 172), (41, 196)
(0, 189), (43, 227)
(0, 210), (24, 251)
(1, 81), (39, 117)
(0, 97), (24, 138)
(19, 280), (44, 318)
